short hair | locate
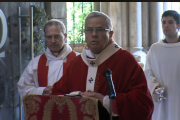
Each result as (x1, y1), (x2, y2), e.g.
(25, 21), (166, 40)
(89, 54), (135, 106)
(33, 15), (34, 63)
(161, 10), (180, 24)
(85, 11), (113, 30)
(44, 19), (66, 34)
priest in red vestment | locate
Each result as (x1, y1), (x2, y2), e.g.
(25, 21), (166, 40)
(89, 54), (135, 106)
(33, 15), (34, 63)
(17, 19), (79, 101)
(52, 11), (154, 120)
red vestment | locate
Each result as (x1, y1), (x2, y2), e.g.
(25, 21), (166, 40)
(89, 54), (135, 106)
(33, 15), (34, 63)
(52, 48), (154, 120)
(38, 51), (76, 87)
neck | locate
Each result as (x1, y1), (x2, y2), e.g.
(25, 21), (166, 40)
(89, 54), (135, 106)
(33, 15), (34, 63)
(51, 46), (64, 57)
(164, 35), (180, 43)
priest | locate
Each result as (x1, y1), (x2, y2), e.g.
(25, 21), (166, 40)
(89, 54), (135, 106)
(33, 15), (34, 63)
(52, 11), (154, 120)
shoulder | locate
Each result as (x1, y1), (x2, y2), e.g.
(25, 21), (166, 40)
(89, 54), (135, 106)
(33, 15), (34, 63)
(147, 41), (162, 55)
(106, 48), (138, 66)
(149, 40), (162, 49)
(30, 54), (42, 64)
(70, 50), (80, 56)
(26, 54), (43, 69)
(69, 54), (83, 65)
(116, 48), (135, 59)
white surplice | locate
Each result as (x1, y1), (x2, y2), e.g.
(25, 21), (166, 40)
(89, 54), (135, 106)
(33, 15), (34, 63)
(17, 43), (79, 100)
(144, 39), (180, 120)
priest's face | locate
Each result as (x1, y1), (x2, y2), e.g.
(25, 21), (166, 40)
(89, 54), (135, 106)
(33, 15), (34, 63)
(45, 25), (67, 53)
(162, 16), (180, 38)
(84, 16), (113, 54)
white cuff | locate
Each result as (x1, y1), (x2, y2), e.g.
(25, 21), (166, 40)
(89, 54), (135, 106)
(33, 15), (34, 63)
(36, 87), (46, 95)
(103, 95), (110, 113)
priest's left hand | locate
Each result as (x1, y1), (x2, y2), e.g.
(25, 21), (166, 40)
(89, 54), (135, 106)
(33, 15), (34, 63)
(43, 86), (53, 95)
(80, 90), (104, 104)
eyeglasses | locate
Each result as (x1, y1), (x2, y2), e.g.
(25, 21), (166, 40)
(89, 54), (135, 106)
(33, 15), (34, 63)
(45, 34), (63, 40)
(84, 28), (111, 34)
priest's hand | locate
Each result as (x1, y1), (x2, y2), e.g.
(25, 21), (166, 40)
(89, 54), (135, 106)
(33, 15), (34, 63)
(43, 86), (53, 95)
(80, 90), (104, 104)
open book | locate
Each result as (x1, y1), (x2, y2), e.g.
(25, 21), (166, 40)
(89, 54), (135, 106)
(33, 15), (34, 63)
(64, 91), (81, 97)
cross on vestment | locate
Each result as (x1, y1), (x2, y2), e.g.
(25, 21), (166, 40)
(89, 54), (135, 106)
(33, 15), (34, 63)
(89, 78), (94, 83)
(114, 44), (119, 48)
(90, 61), (95, 66)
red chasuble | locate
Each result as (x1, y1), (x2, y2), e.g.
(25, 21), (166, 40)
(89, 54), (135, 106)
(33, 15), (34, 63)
(38, 51), (76, 87)
(52, 48), (154, 120)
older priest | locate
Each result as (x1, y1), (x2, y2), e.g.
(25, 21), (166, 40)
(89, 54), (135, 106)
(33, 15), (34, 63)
(52, 11), (154, 120)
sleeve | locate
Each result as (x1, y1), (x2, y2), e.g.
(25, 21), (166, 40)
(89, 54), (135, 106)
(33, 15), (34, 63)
(114, 52), (154, 120)
(52, 66), (71, 95)
(52, 58), (79, 95)
(17, 58), (46, 101)
(144, 50), (159, 95)
(0, 59), (7, 105)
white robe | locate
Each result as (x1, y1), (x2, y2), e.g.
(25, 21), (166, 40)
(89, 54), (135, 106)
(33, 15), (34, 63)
(144, 39), (180, 120)
(17, 43), (79, 100)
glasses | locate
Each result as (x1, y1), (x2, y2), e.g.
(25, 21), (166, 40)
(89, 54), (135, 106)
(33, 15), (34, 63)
(84, 27), (111, 34)
(45, 34), (63, 40)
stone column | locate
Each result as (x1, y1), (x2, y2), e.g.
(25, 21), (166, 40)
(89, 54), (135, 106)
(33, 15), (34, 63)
(100, 2), (109, 16)
(142, 2), (149, 52)
(93, 2), (100, 11)
(121, 2), (128, 50)
(163, 2), (171, 11)
(129, 2), (142, 48)
(109, 2), (121, 46)
(45, 2), (67, 30)
(129, 2), (147, 69)
(171, 2), (179, 12)
(149, 2), (163, 45)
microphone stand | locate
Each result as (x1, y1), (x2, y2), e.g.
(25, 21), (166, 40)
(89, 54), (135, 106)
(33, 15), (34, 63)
(103, 69), (116, 120)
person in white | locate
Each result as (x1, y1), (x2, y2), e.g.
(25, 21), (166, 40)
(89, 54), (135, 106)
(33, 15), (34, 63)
(17, 19), (79, 101)
(144, 10), (180, 120)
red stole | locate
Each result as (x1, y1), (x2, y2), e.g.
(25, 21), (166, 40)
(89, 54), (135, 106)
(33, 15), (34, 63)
(38, 51), (76, 87)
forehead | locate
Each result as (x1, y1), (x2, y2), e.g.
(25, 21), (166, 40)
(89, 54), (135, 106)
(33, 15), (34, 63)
(85, 16), (108, 28)
(162, 16), (176, 22)
(45, 25), (62, 34)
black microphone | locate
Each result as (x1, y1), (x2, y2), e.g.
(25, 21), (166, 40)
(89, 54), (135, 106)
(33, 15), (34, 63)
(103, 69), (116, 99)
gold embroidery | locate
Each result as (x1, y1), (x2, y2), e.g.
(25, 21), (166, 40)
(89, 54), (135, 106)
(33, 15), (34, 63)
(23, 95), (100, 120)
(23, 95), (41, 120)
(83, 116), (93, 120)
(42, 96), (78, 120)
(30, 116), (37, 120)
(85, 100), (96, 115)
(94, 72), (100, 92)
(79, 97), (99, 120)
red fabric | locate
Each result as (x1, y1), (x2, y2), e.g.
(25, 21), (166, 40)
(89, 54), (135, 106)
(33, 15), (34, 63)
(37, 51), (76, 87)
(63, 51), (76, 74)
(38, 54), (48, 87)
(52, 48), (154, 120)
(23, 95), (109, 120)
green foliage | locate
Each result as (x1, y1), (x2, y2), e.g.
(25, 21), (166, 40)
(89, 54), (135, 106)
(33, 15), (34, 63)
(31, 5), (48, 56)
(67, 2), (93, 44)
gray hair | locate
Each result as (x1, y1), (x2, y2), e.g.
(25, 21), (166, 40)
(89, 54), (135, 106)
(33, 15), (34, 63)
(44, 19), (66, 34)
(85, 11), (113, 30)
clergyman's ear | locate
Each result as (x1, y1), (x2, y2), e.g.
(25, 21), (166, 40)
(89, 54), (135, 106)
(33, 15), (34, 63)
(109, 31), (114, 39)
(64, 33), (67, 42)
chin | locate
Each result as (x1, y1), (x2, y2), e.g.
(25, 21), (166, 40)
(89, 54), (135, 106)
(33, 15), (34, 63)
(50, 49), (58, 53)
(91, 49), (101, 54)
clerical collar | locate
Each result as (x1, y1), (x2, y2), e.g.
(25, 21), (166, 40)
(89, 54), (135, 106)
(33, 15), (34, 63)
(163, 36), (180, 43)
(51, 46), (64, 57)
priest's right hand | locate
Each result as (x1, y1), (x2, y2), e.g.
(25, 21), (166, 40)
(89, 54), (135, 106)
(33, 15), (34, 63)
(80, 90), (104, 104)
(43, 86), (53, 95)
